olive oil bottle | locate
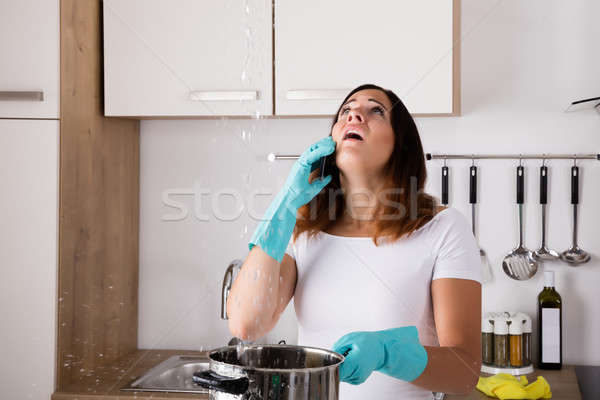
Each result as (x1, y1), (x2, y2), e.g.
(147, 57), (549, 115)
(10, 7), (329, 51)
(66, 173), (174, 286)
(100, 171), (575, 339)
(537, 270), (562, 369)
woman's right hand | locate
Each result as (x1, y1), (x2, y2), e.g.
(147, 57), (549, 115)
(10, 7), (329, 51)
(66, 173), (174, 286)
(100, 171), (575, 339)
(282, 136), (335, 210)
(249, 136), (335, 262)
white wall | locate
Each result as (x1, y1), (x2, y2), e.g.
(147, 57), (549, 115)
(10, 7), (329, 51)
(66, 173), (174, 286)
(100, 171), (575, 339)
(138, 0), (600, 365)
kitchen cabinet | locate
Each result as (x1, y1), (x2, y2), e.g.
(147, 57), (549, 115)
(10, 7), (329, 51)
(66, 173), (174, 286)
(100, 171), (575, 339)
(103, 0), (273, 117)
(275, 0), (458, 116)
(0, 119), (58, 400)
(103, 0), (458, 118)
(0, 0), (60, 118)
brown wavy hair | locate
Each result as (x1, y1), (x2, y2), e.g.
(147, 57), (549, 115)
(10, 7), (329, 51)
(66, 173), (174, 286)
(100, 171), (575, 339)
(293, 84), (438, 245)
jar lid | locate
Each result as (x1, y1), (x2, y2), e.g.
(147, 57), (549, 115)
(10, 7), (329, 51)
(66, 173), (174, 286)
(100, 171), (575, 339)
(522, 314), (532, 332)
(493, 317), (509, 334)
(512, 312), (532, 332)
(482, 316), (494, 333)
(508, 317), (523, 334)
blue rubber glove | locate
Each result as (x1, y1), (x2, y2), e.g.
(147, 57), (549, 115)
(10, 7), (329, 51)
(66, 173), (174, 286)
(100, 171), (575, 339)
(332, 326), (428, 385)
(249, 136), (335, 262)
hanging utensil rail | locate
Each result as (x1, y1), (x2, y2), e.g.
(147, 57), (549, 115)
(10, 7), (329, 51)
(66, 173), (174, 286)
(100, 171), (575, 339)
(268, 153), (600, 161)
(426, 153), (599, 161)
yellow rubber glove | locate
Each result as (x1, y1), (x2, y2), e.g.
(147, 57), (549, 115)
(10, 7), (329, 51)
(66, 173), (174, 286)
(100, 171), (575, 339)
(476, 373), (552, 399)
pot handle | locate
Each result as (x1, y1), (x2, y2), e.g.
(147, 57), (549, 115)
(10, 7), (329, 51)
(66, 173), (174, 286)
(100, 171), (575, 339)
(192, 370), (249, 395)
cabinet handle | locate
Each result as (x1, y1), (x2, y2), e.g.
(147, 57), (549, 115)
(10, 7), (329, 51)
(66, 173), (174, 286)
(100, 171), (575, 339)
(286, 89), (351, 100)
(0, 91), (44, 101)
(189, 91), (258, 101)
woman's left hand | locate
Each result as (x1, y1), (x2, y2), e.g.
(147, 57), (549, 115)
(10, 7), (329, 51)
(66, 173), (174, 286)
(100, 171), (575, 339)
(332, 326), (428, 385)
(332, 330), (386, 384)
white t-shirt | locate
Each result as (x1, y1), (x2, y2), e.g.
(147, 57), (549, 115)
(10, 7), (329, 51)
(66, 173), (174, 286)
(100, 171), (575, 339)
(285, 207), (482, 400)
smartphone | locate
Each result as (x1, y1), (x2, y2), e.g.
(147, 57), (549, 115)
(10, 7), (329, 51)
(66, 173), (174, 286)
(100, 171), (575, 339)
(319, 153), (333, 181)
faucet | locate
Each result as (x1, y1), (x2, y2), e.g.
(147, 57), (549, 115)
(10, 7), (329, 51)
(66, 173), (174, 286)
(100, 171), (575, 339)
(221, 259), (243, 320)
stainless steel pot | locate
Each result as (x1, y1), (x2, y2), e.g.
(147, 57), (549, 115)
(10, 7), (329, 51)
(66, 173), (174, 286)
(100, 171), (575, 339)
(192, 343), (345, 400)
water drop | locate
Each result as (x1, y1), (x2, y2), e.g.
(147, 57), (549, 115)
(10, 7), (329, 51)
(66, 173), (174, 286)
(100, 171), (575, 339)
(242, 173), (251, 185)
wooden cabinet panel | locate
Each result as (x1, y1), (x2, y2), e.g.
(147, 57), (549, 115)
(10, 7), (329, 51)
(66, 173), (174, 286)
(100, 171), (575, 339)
(275, 0), (458, 116)
(103, 0), (273, 117)
(0, 0), (59, 118)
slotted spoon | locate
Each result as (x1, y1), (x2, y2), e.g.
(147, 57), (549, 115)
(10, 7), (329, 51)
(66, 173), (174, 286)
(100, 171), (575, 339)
(502, 165), (539, 280)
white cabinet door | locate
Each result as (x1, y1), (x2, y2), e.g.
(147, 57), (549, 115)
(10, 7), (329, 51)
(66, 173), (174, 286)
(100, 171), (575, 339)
(275, 0), (456, 116)
(103, 0), (273, 117)
(0, 0), (60, 119)
(0, 120), (58, 400)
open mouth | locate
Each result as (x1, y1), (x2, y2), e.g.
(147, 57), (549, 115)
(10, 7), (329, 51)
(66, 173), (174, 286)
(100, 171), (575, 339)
(343, 130), (364, 141)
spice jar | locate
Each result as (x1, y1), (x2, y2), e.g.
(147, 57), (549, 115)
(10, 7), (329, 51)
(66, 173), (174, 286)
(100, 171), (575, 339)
(482, 315), (494, 365)
(521, 313), (532, 366)
(493, 317), (509, 367)
(509, 317), (523, 367)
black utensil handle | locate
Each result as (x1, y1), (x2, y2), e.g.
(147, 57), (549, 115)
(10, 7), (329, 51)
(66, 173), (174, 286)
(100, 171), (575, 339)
(441, 166), (449, 205)
(540, 166), (548, 204)
(516, 166), (524, 204)
(469, 166), (477, 204)
(193, 370), (249, 395)
(571, 166), (579, 204)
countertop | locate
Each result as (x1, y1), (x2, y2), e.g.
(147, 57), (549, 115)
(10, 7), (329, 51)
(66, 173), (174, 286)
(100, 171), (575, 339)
(52, 350), (582, 399)
(52, 350), (210, 400)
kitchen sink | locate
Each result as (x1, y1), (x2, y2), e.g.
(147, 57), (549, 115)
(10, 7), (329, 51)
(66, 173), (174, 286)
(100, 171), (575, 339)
(121, 355), (210, 393)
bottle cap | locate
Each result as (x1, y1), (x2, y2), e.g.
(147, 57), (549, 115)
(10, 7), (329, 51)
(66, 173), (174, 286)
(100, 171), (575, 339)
(493, 317), (509, 335)
(544, 270), (555, 287)
(508, 317), (523, 335)
(522, 314), (532, 333)
(482, 316), (494, 333)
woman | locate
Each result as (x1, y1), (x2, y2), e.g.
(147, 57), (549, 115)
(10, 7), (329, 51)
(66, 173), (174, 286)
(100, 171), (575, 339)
(227, 84), (482, 399)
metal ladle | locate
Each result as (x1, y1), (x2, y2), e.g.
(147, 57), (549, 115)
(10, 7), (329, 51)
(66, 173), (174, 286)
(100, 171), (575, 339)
(560, 164), (591, 265)
(502, 164), (539, 280)
(534, 163), (559, 260)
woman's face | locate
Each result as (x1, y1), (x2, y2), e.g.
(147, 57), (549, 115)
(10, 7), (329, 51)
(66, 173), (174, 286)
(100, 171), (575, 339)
(331, 89), (395, 177)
